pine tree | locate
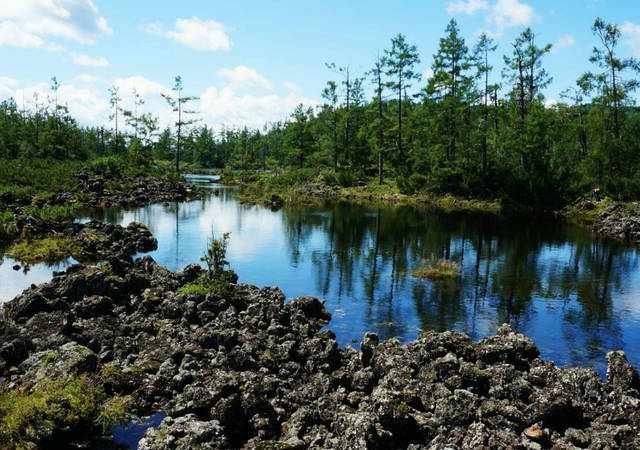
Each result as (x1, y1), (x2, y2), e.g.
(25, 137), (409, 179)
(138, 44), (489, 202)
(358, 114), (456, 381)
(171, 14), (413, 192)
(161, 76), (199, 172)
(383, 34), (420, 171)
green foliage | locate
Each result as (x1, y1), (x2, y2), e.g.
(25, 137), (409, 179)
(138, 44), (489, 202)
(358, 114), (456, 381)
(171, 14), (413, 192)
(23, 204), (81, 221)
(6, 236), (80, 264)
(0, 210), (14, 223)
(177, 231), (239, 297)
(1, 18), (639, 207)
(178, 283), (211, 296)
(398, 173), (429, 195)
(95, 396), (132, 432)
(201, 232), (231, 278)
(178, 271), (237, 297)
(0, 376), (129, 449)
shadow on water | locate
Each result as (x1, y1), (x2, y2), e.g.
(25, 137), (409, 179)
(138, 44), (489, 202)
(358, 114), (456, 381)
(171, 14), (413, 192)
(3, 182), (640, 375)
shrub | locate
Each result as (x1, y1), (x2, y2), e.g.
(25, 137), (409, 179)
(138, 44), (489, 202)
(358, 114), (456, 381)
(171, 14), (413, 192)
(202, 232), (231, 278)
(398, 173), (429, 195)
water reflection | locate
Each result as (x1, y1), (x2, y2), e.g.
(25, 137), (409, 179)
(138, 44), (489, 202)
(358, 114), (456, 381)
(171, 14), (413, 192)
(0, 256), (75, 302)
(3, 185), (640, 374)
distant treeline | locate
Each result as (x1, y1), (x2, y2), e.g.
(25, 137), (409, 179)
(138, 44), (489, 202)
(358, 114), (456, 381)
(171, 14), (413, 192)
(1, 18), (639, 205)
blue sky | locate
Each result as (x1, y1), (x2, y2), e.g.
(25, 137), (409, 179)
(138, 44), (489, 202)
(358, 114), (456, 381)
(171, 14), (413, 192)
(1, 0), (639, 130)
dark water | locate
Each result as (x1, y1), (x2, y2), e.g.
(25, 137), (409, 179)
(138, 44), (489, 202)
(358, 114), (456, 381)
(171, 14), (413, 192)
(3, 183), (640, 375)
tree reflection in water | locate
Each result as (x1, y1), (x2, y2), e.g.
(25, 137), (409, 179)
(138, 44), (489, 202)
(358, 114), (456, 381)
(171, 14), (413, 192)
(280, 201), (639, 373)
(77, 187), (640, 374)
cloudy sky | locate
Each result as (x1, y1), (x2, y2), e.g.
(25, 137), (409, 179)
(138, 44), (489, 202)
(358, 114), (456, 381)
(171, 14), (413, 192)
(1, 0), (639, 131)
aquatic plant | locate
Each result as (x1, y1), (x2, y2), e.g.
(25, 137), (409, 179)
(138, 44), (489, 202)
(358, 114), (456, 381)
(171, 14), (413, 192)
(412, 258), (460, 280)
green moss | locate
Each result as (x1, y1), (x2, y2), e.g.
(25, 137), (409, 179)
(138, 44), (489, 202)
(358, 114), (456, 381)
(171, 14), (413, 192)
(6, 236), (80, 264)
(413, 259), (460, 280)
(0, 373), (135, 449)
(0, 376), (103, 448)
(95, 396), (132, 432)
(178, 283), (211, 296)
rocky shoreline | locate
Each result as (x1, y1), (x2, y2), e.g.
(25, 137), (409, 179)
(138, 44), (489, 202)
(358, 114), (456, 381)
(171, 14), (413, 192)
(1, 248), (639, 449)
(77, 171), (200, 208)
(0, 170), (198, 263)
(564, 198), (640, 245)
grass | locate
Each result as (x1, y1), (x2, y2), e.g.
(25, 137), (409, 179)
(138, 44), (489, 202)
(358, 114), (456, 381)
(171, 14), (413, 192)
(6, 236), (80, 264)
(0, 376), (130, 449)
(22, 204), (81, 221)
(178, 271), (237, 298)
(178, 283), (211, 296)
(238, 170), (503, 215)
(0, 210), (17, 244)
(413, 259), (460, 280)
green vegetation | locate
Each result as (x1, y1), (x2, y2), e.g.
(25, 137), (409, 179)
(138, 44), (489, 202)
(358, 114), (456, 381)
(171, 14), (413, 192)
(0, 18), (638, 215)
(170, 17), (639, 210)
(0, 210), (16, 244)
(239, 169), (502, 214)
(413, 259), (460, 280)
(179, 232), (238, 297)
(178, 283), (212, 296)
(6, 236), (80, 264)
(0, 376), (130, 449)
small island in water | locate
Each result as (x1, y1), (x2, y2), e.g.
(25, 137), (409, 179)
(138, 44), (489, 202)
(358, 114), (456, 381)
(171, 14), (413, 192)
(1, 2), (640, 449)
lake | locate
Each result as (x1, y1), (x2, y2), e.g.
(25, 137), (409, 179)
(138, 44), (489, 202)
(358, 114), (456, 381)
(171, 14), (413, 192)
(2, 181), (640, 375)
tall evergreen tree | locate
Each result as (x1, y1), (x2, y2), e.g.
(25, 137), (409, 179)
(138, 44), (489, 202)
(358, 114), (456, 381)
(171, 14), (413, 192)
(383, 34), (420, 171)
(161, 76), (199, 172)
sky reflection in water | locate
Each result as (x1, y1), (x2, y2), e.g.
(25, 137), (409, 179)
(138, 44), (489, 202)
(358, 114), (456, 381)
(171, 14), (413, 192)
(3, 184), (640, 375)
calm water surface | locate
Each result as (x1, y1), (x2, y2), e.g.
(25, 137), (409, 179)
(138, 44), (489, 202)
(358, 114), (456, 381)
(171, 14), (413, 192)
(3, 182), (640, 375)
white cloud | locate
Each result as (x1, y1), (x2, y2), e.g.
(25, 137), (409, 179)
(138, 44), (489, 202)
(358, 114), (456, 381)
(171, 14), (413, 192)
(446, 0), (489, 15)
(200, 86), (316, 130)
(0, 21), (44, 48)
(0, 71), (316, 132)
(449, 0), (535, 36)
(6, 81), (109, 123)
(141, 21), (163, 36)
(145, 17), (231, 52)
(0, 77), (19, 99)
(113, 76), (167, 98)
(622, 21), (640, 57)
(75, 74), (99, 83)
(553, 34), (575, 52)
(72, 53), (109, 67)
(0, 0), (112, 50)
(217, 66), (273, 91)
(490, 0), (535, 33)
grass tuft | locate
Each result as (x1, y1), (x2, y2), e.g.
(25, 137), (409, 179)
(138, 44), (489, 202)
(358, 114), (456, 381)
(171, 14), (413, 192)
(6, 236), (80, 264)
(0, 373), (135, 448)
(413, 259), (460, 280)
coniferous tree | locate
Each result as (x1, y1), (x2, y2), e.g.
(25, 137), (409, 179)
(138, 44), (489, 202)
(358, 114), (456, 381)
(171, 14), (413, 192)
(383, 34), (420, 172)
(161, 76), (199, 172)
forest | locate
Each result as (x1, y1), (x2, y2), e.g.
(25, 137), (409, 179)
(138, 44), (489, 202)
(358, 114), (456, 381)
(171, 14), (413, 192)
(1, 17), (639, 206)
